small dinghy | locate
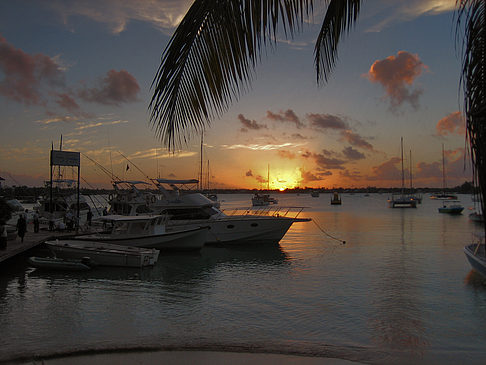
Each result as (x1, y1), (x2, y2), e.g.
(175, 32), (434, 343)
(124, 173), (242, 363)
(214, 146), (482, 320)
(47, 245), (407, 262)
(28, 256), (92, 271)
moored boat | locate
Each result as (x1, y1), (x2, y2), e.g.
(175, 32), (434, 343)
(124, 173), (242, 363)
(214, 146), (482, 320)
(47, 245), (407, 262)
(330, 192), (341, 205)
(464, 242), (486, 278)
(28, 256), (92, 271)
(438, 200), (464, 214)
(46, 239), (159, 267)
(73, 215), (208, 251)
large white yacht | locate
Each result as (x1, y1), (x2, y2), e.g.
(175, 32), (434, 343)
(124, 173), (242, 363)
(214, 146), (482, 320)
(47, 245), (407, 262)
(108, 179), (311, 245)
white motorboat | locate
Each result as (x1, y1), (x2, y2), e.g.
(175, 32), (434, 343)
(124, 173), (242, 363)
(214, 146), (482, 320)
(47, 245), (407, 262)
(109, 179), (311, 245)
(46, 239), (159, 267)
(73, 215), (208, 251)
(251, 193), (278, 206)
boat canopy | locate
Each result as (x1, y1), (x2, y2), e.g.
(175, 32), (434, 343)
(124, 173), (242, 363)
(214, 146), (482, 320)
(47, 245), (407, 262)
(113, 180), (151, 186)
(154, 178), (199, 185)
(98, 214), (162, 222)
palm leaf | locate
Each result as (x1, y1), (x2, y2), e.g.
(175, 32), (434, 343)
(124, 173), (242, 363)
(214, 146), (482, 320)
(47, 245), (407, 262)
(149, 0), (313, 150)
(314, 0), (362, 83)
(457, 0), (486, 232)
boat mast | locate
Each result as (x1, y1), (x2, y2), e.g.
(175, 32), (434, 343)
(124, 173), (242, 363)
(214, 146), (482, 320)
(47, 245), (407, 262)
(410, 150), (413, 193)
(267, 164), (270, 191)
(401, 137), (405, 195)
(442, 143), (446, 192)
(199, 132), (204, 191)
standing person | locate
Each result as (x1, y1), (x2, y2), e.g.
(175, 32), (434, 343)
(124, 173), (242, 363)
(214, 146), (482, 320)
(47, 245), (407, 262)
(0, 225), (7, 250)
(33, 212), (39, 233)
(16, 214), (27, 243)
(87, 209), (93, 226)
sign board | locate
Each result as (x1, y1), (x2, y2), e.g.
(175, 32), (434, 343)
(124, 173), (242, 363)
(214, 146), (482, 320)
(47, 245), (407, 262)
(50, 150), (80, 167)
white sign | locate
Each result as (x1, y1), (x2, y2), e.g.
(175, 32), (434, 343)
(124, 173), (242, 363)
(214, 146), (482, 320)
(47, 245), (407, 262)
(50, 150), (80, 167)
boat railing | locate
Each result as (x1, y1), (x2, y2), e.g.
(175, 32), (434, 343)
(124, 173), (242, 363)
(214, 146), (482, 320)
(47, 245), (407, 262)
(221, 206), (308, 219)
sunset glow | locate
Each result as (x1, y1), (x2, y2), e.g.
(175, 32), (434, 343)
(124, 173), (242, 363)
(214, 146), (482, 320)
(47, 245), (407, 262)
(0, 0), (471, 189)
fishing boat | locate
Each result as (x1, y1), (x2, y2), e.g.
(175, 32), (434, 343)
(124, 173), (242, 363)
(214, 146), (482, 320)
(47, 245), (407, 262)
(46, 239), (159, 267)
(28, 256), (92, 271)
(464, 241), (486, 278)
(109, 179), (310, 245)
(387, 138), (417, 208)
(430, 144), (458, 200)
(438, 200), (464, 214)
(330, 192), (342, 205)
(72, 215), (208, 251)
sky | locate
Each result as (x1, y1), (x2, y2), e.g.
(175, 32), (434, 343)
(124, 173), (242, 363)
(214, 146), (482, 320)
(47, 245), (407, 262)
(0, 0), (473, 190)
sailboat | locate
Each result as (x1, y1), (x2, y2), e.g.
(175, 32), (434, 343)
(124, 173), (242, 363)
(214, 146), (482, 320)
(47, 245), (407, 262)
(387, 138), (417, 208)
(252, 164), (278, 206)
(430, 144), (458, 200)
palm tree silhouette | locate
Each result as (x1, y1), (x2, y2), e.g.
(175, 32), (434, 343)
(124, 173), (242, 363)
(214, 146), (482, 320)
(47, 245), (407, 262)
(149, 0), (485, 233)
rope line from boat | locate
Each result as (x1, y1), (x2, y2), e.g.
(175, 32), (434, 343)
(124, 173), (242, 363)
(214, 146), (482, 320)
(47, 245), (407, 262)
(312, 217), (346, 245)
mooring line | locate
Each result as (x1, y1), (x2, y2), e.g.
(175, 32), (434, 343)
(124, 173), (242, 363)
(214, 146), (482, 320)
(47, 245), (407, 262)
(312, 217), (346, 245)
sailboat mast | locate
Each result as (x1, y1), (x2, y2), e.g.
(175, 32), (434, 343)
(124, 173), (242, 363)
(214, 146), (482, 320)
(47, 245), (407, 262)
(410, 150), (413, 192)
(442, 143), (446, 191)
(267, 164), (270, 191)
(401, 137), (404, 194)
(199, 133), (204, 191)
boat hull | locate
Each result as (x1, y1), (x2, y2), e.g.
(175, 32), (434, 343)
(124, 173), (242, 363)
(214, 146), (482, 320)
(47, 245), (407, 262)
(464, 244), (486, 278)
(438, 207), (464, 214)
(168, 216), (310, 245)
(74, 226), (208, 251)
(28, 256), (91, 271)
(46, 240), (159, 267)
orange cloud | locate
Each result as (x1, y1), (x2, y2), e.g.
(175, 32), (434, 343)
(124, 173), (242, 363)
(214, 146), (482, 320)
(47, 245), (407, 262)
(436, 111), (464, 136)
(366, 51), (427, 109)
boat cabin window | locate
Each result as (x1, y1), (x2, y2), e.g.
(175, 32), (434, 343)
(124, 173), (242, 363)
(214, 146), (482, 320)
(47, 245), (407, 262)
(111, 202), (132, 215)
(161, 206), (217, 220)
(127, 221), (147, 234)
(136, 205), (153, 214)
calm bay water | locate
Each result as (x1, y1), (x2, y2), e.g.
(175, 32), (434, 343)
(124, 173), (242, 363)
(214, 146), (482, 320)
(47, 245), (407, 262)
(1, 193), (486, 364)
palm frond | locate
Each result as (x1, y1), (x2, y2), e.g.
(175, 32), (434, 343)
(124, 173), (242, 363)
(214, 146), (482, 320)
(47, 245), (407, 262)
(149, 0), (313, 150)
(457, 0), (486, 231)
(314, 0), (362, 84)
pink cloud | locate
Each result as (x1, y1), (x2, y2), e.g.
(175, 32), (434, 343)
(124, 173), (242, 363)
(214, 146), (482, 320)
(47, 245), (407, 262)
(0, 35), (64, 105)
(436, 111), (464, 136)
(79, 69), (140, 105)
(369, 157), (402, 181)
(55, 92), (79, 111)
(366, 51), (426, 110)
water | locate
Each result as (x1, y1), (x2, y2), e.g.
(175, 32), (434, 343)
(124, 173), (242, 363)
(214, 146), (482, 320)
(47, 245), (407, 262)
(1, 193), (486, 364)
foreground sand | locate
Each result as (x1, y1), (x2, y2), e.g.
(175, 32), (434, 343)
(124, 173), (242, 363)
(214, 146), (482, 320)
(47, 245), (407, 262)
(23, 351), (362, 364)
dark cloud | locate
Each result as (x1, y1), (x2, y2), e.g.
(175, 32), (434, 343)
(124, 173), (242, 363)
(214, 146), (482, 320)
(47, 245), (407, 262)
(79, 69), (140, 105)
(0, 35), (64, 105)
(300, 168), (326, 183)
(245, 170), (253, 177)
(366, 51), (426, 110)
(291, 133), (310, 140)
(369, 157), (402, 181)
(436, 111), (464, 136)
(340, 130), (374, 151)
(55, 93), (79, 111)
(266, 109), (305, 128)
(238, 114), (267, 131)
(307, 113), (348, 130)
(342, 146), (365, 160)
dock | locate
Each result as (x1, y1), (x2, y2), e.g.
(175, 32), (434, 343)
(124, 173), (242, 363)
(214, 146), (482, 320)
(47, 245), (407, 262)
(0, 226), (92, 264)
